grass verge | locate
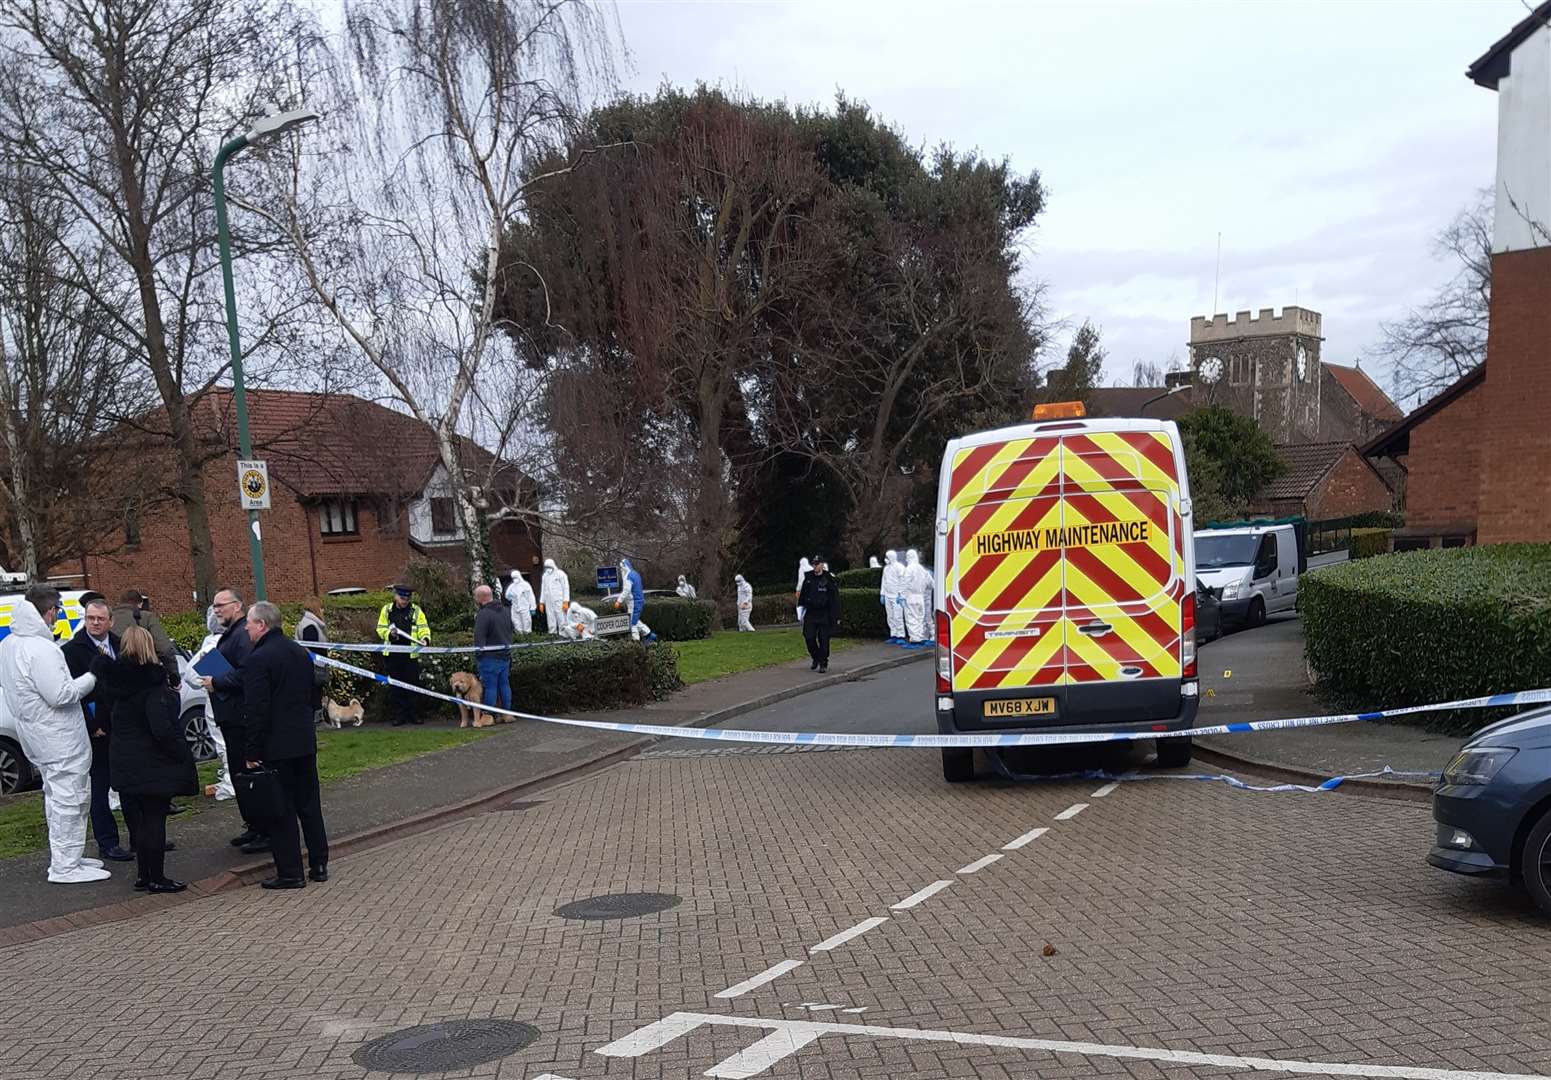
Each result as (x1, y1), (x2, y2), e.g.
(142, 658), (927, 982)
(673, 628), (860, 685)
(0, 726), (494, 860)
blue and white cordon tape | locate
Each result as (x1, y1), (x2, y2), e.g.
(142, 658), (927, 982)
(311, 651), (1551, 750)
(303, 638), (584, 656)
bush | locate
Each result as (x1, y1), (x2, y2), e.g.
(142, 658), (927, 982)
(837, 588), (890, 638)
(754, 580), (796, 597)
(639, 596), (715, 640)
(401, 556), (468, 626)
(1301, 545), (1551, 732)
(162, 612), (209, 652)
(722, 592), (800, 630)
(1351, 529), (1391, 560)
(837, 567), (883, 590)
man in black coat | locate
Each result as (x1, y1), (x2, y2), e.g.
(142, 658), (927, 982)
(241, 601), (329, 890)
(199, 588), (263, 851)
(797, 556), (842, 674)
(60, 598), (133, 862)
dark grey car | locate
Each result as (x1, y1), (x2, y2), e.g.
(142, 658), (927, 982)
(1428, 705), (1551, 915)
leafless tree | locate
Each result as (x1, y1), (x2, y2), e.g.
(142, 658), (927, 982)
(0, 0), (318, 603)
(242, 0), (620, 586)
(1131, 359), (1164, 387)
(0, 159), (156, 577)
(1371, 191), (1492, 407)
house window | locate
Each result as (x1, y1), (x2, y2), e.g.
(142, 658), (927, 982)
(430, 497), (457, 535)
(319, 499), (358, 537)
(124, 508), (141, 549)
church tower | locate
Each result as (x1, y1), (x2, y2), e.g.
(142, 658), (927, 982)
(1187, 306), (1324, 444)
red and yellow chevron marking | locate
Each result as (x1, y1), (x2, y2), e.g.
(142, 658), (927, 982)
(944, 429), (1185, 689)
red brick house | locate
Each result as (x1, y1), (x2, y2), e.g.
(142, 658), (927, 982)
(1249, 442), (1395, 521)
(55, 389), (542, 607)
(1362, 6), (1551, 550)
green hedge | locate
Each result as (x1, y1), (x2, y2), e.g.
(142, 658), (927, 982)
(1351, 529), (1391, 559)
(837, 589), (890, 638)
(1301, 545), (1551, 732)
(837, 567), (882, 589)
(639, 597), (715, 640)
(722, 593), (800, 630)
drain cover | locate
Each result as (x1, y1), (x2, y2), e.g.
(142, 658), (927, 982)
(351, 1018), (538, 1073)
(554, 891), (682, 920)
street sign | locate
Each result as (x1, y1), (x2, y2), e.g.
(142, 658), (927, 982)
(595, 613), (630, 638)
(596, 566), (620, 593)
(237, 459), (271, 510)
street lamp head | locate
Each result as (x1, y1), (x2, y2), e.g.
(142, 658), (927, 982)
(245, 106), (320, 144)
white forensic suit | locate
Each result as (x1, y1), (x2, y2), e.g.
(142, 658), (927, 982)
(795, 558), (812, 624)
(539, 559), (571, 636)
(676, 575), (697, 599)
(183, 606), (234, 801)
(881, 550), (907, 642)
(734, 575), (755, 632)
(506, 571), (536, 635)
(902, 549), (933, 644)
(0, 600), (104, 882)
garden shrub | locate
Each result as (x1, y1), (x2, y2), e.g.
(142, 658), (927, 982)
(1301, 544), (1551, 732)
(638, 596), (715, 640)
(837, 567), (882, 590)
(1351, 529), (1392, 560)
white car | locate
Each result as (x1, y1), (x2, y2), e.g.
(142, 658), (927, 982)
(0, 652), (212, 796)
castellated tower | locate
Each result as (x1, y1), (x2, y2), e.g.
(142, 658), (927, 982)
(1187, 306), (1324, 444)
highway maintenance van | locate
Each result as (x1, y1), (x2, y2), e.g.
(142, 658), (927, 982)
(932, 402), (1200, 782)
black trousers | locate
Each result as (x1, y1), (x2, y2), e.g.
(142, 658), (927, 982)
(222, 722), (264, 835)
(803, 620), (833, 666)
(88, 736), (130, 852)
(385, 656), (421, 724)
(266, 755), (328, 881)
(120, 795), (169, 884)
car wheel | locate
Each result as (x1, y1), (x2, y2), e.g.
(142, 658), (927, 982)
(0, 736), (32, 795)
(941, 747), (974, 783)
(1247, 598), (1267, 628)
(1156, 735), (1193, 768)
(182, 707), (217, 763)
(1521, 810), (1551, 918)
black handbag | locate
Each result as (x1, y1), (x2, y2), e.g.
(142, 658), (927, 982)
(233, 768), (285, 822)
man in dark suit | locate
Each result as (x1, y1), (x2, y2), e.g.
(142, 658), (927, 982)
(60, 597), (133, 862)
(241, 601), (329, 890)
(199, 588), (263, 852)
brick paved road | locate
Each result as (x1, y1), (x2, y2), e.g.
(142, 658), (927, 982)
(2, 673), (1547, 1080)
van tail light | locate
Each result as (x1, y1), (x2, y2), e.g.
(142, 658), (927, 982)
(1181, 590), (1198, 679)
(935, 610), (952, 692)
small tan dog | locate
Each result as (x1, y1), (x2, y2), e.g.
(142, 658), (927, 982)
(323, 697), (365, 729)
(447, 671), (496, 728)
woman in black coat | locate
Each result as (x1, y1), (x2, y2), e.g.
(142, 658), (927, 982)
(91, 627), (198, 893)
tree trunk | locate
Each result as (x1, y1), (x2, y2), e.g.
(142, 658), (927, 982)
(692, 372), (730, 606)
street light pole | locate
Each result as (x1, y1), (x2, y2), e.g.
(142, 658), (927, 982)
(1139, 382), (1194, 417)
(211, 106), (319, 602)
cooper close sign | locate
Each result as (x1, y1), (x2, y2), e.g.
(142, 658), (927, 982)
(237, 459), (271, 510)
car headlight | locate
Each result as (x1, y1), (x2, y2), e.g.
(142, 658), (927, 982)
(1441, 747), (1517, 786)
(1221, 581), (1240, 600)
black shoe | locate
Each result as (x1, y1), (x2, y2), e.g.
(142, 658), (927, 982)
(391, 720), (407, 727)
(240, 839), (271, 854)
(229, 829), (260, 848)
(167, 802), (189, 816)
(261, 876), (306, 890)
(99, 845), (135, 862)
(147, 879), (187, 894)
(309, 866), (329, 883)
(163, 841), (176, 853)
(133, 878), (148, 891)
(819, 665), (828, 673)
(810, 660), (819, 671)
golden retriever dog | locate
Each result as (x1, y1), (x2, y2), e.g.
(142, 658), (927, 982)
(447, 671), (496, 728)
(323, 697), (365, 729)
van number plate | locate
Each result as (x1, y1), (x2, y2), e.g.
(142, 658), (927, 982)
(983, 697), (1055, 718)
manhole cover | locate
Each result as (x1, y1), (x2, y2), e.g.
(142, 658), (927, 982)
(351, 1018), (538, 1073)
(554, 892), (682, 920)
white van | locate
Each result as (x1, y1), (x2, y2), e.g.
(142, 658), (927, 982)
(1193, 524), (1300, 629)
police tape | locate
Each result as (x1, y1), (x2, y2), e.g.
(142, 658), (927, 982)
(302, 638), (586, 655)
(983, 759), (1442, 794)
(310, 651), (1551, 749)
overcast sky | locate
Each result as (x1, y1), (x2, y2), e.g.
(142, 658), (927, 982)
(613, 0), (1520, 405)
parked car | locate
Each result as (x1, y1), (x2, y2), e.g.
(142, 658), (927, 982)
(1427, 706), (1551, 916)
(1195, 581), (1223, 644)
(0, 653), (213, 796)
(1194, 524), (1301, 630)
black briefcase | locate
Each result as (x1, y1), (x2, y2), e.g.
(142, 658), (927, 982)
(233, 768), (284, 822)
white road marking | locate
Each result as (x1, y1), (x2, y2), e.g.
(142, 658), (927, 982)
(1091, 782), (1120, 797)
(705, 1026), (824, 1079)
(842, 1007), (868, 1014)
(891, 880), (953, 910)
(956, 853), (1003, 875)
(529, 1075), (577, 1080)
(809, 917), (888, 953)
(1055, 802), (1088, 820)
(1002, 827), (1048, 850)
(715, 960), (805, 999)
(804, 1004), (840, 1012)
(596, 1011), (1551, 1080)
